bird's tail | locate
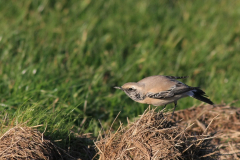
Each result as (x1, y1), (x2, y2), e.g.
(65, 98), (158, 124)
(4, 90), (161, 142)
(190, 88), (214, 105)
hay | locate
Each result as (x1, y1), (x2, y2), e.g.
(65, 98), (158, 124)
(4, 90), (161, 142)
(0, 125), (96, 160)
(172, 104), (240, 160)
(0, 126), (63, 160)
(95, 108), (219, 160)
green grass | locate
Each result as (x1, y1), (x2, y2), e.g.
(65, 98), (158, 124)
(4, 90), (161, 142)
(0, 0), (240, 149)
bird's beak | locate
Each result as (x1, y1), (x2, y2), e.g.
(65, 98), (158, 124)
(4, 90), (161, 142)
(114, 86), (122, 90)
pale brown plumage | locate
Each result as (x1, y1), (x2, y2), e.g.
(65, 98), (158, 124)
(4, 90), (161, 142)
(114, 75), (213, 116)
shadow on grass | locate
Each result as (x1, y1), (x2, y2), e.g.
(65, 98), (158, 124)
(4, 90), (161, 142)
(60, 134), (97, 160)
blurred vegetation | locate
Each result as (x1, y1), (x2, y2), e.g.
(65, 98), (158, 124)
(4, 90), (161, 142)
(0, 0), (240, 149)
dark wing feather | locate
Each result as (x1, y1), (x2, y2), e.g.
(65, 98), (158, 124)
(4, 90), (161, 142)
(165, 76), (188, 79)
(147, 91), (173, 99)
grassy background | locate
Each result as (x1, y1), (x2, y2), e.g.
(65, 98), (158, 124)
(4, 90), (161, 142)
(0, 0), (240, 149)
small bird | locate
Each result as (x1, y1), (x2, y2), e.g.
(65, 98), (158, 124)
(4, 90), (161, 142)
(114, 75), (214, 116)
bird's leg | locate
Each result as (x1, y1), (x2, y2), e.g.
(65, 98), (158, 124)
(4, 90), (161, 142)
(148, 104), (151, 110)
(162, 105), (167, 111)
(172, 101), (177, 118)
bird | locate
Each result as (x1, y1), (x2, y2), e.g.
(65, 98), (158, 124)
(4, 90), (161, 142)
(114, 75), (214, 116)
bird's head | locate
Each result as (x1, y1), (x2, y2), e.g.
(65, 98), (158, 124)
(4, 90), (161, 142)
(114, 82), (144, 101)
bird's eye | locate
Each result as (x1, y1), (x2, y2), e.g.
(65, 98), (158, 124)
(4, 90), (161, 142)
(128, 88), (133, 91)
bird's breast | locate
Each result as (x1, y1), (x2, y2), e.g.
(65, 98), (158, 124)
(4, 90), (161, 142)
(138, 97), (172, 106)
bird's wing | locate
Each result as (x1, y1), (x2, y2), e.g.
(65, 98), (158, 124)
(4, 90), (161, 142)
(146, 82), (196, 99)
(138, 75), (193, 99)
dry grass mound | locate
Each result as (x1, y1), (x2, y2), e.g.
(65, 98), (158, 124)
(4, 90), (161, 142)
(0, 125), (63, 160)
(172, 104), (240, 159)
(95, 108), (219, 160)
(0, 124), (96, 160)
